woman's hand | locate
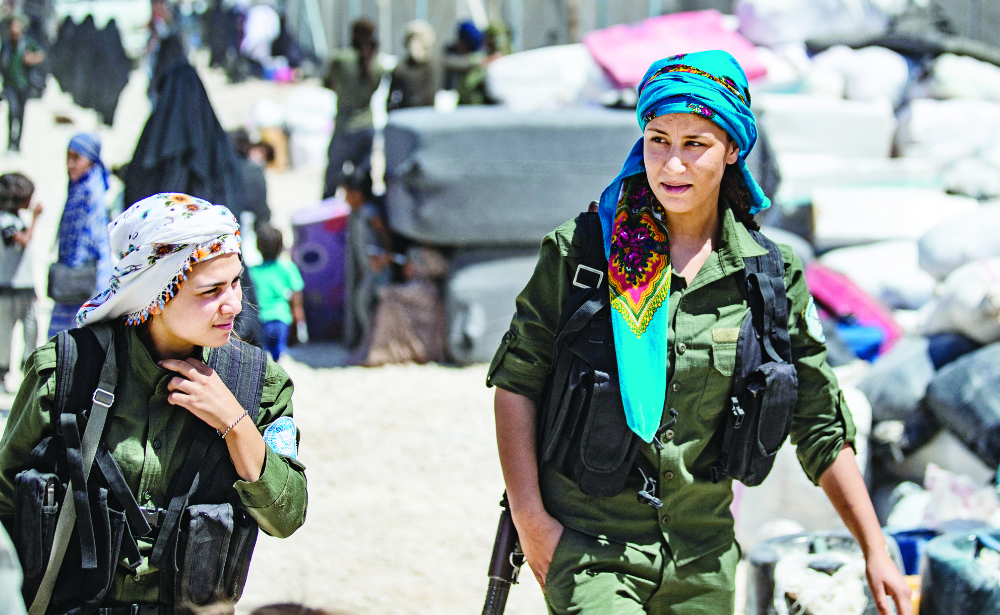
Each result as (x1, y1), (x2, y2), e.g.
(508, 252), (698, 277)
(161, 357), (266, 482)
(512, 508), (564, 592)
(162, 358), (244, 431)
(866, 550), (912, 615)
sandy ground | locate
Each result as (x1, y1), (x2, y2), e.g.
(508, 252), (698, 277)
(0, 57), (865, 615)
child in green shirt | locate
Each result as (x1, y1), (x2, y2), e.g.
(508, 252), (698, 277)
(248, 223), (305, 360)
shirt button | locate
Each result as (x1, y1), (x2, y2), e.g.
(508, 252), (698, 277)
(677, 342), (687, 355)
(660, 429), (674, 443)
(661, 514), (670, 524)
(671, 382), (680, 392)
(663, 470), (675, 480)
(143, 490), (151, 501)
(152, 440), (162, 450)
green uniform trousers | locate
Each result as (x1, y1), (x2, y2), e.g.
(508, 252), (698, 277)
(544, 527), (740, 615)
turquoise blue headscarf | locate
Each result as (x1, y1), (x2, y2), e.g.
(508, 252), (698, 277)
(597, 50), (770, 443)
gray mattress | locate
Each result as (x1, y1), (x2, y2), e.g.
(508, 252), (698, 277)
(445, 249), (540, 365)
(384, 106), (639, 247)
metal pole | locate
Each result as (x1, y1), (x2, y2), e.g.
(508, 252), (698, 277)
(649, 0), (659, 18)
(416, 0), (427, 21)
(968, 0), (981, 41)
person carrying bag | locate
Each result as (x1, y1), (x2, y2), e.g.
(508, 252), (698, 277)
(1, 193), (308, 613)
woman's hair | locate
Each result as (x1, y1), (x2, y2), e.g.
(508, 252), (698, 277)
(721, 162), (758, 231)
(0, 173), (34, 212)
(256, 222), (284, 261)
(251, 604), (352, 615)
(351, 19), (377, 52)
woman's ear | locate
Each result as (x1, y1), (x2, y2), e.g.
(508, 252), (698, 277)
(726, 143), (740, 165)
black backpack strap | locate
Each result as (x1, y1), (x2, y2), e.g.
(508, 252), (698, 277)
(205, 339), (268, 423)
(743, 231), (792, 365)
(151, 340), (269, 574)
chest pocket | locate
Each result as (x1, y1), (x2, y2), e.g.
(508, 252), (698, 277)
(701, 329), (740, 420)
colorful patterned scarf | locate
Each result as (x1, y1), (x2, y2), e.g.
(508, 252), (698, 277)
(598, 50), (769, 442)
(77, 193), (241, 327)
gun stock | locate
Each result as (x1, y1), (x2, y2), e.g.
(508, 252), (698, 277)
(482, 492), (525, 615)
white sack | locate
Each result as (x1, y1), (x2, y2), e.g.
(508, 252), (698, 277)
(807, 45), (910, 106)
(930, 54), (1000, 102)
(735, 0), (890, 47)
(918, 204), (1000, 281)
(820, 240), (937, 309)
(485, 44), (614, 112)
(756, 94), (896, 158)
(944, 158), (1000, 199)
(812, 186), (978, 250)
(774, 153), (945, 206)
(897, 98), (1000, 162)
(919, 257), (1000, 344)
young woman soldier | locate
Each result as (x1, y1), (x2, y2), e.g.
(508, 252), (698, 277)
(488, 51), (911, 614)
(0, 193), (306, 611)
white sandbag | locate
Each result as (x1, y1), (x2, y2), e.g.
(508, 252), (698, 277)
(929, 54), (1000, 102)
(812, 186), (978, 250)
(808, 45), (910, 106)
(283, 83), (336, 134)
(896, 98), (1000, 162)
(486, 44), (614, 111)
(773, 153), (945, 207)
(820, 240), (937, 309)
(857, 336), (933, 422)
(734, 0), (891, 47)
(756, 94), (897, 158)
(918, 257), (1000, 345)
(919, 204), (1000, 281)
(944, 158), (1000, 199)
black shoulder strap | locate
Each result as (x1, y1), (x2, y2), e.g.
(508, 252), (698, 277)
(743, 230), (792, 364)
(151, 339), (269, 572)
(205, 338), (268, 423)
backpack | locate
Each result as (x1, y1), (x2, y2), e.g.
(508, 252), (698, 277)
(535, 212), (797, 500)
(13, 324), (268, 614)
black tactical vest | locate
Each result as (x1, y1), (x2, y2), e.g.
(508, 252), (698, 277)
(535, 212), (797, 501)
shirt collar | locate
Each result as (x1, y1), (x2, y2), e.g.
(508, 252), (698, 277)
(717, 204), (768, 278)
(125, 323), (208, 389)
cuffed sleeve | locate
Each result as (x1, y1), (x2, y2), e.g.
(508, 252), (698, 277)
(781, 246), (857, 484)
(235, 358), (308, 538)
(486, 218), (584, 401)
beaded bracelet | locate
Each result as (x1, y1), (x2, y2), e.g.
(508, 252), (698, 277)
(221, 410), (248, 440)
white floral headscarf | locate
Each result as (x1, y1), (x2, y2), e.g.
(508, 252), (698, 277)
(77, 193), (241, 327)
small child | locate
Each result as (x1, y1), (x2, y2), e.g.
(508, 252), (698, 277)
(0, 173), (40, 393)
(249, 222), (305, 360)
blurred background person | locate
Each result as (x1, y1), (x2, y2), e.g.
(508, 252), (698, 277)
(321, 18), (383, 199)
(1, 16), (44, 153)
(0, 172), (39, 393)
(387, 20), (439, 111)
(364, 246), (448, 367)
(442, 19), (484, 104)
(47, 134), (111, 338)
(250, 222), (305, 361)
(342, 167), (391, 351)
(240, 0), (281, 78)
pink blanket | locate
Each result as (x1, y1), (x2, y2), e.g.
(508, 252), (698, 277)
(805, 262), (903, 353)
(583, 10), (766, 89)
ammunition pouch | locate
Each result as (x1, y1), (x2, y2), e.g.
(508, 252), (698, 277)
(174, 503), (258, 607)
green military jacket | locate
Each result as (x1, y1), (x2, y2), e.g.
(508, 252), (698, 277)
(488, 207), (856, 566)
(0, 323), (308, 603)
(324, 47), (385, 134)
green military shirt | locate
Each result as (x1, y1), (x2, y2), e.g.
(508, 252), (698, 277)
(488, 207), (855, 566)
(0, 323), (308, 603)
(323, 47), (385, 134)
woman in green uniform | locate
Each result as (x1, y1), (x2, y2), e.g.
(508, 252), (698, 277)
(488, 51), (910, 614)
(0, 193), (307, 611)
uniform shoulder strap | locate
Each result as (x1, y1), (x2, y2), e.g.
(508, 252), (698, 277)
(743, 230), (793, 364)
